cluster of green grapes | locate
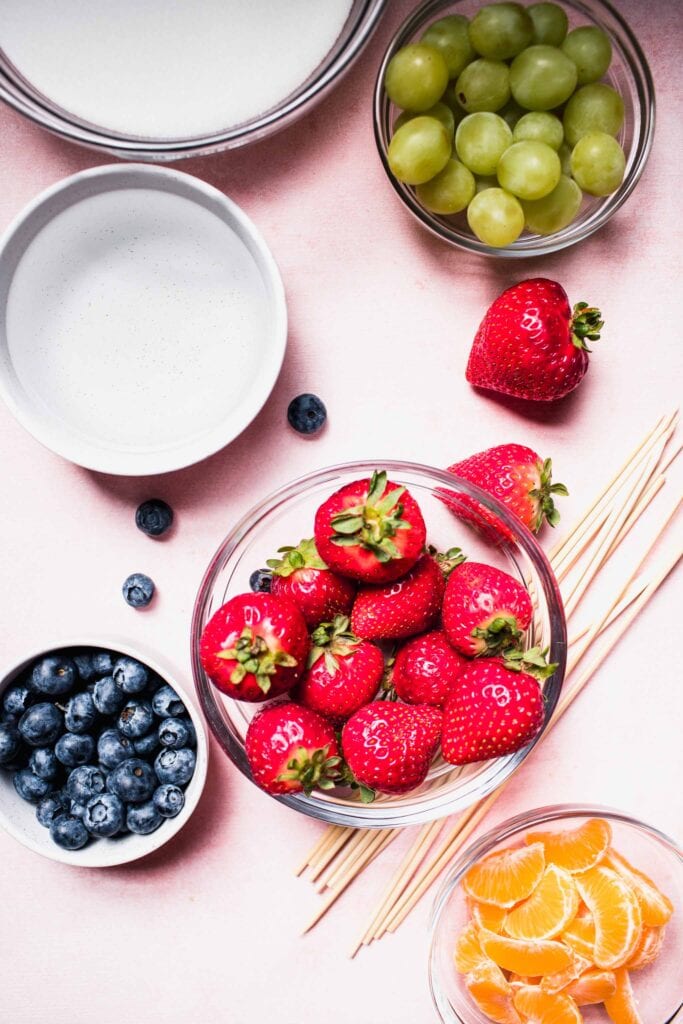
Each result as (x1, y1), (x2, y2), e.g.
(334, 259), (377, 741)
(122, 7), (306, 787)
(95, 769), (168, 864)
(384, 2), (627, 247)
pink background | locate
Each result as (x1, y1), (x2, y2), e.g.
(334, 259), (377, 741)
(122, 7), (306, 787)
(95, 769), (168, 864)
(1, 2), (681, 1021)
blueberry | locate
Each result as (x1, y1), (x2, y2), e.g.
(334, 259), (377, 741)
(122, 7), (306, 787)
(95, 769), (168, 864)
(0, 721), (22, 765)
(93, 676), (125, 715)
(153, 784), (185, 819)
(249, 569), (272, 593)
(118, 700), (154, 739)
(151, 685), (185, 719)
(154, 747), (196, 787)
(18, 703), (62, 747)
(97, 728), (133, 769)
(69, 800), (87, 819)
(112, 656), (148, 694)
(30, 655), (77, 696)
(122, 573), (155, 608)
(83, 793), (125, 837)
(3, 684), (33, 718)
(13, 768), (52, 803)
(55, 732), (95, 768)
(92, 651), (115, 676)
(36, 791), (68, 828)
(107, 758), (156, 803)
(287, 393), (327, 435)
(29, 747), (61, 781)
(66, 765), (106, 804)
(135, 499), (174, 538)
(133, 732), (159, 758)
(50, 814), (88, 850)
(126, 800), (163, 835)
(72, 652), (98, 682)
(158, 716), (195, 750)
(64, 691), (97, 734)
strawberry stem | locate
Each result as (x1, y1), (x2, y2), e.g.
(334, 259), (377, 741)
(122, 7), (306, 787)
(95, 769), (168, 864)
(307, 615), (361, 673)
(330, 470), (410, 564)
(571, 301), (603, 353)
(503, 646), (558, 680)
(276, 745), (343, 795)
(216, 627), (297, 693)
(528, 457), (569, 531)
(266, 537), (327, 577)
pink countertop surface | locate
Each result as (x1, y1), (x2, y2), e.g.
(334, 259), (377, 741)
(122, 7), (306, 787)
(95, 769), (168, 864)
(1, 3), (681, 1022)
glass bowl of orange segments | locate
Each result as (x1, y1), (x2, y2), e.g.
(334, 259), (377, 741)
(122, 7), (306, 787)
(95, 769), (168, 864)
(428, 804), (682, 1024)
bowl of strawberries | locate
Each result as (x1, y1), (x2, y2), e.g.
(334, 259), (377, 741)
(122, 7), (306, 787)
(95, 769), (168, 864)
(191, 461), (566, 827)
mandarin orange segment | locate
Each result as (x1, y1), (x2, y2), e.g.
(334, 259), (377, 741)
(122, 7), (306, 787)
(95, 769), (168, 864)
(465, 961), (523, 1024)
(505, 865), (579, 941)
(561, 915), (596, 960)
(603, 968), (644, 1024)
(626, 924), (665, 971)
(454, 921), (489, 974)
(575, 866), (642, 969)
(512, 985), (583, 1024)
(565, 969), (617, 1005)
(464, 843), (546, 908)
(480, 929), (574, 977)
(526, 818), (612, 874)
(540, 952), (592, 995)
(471, 898), (508, 933)
(603, 848), (674, 927)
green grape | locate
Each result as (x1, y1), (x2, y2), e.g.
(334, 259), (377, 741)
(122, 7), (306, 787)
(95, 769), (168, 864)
(558, 141), (572, 175)
(571, 131), (625, 195)
(421, 15), (476, 79)
(385, 44), (449, 112)
(522, 174), (582, 234)
(513, 111), (564, 150)
(394, 101), (456, 141)
(387, 116), (452, 185)
(497, 140), (561, 200)
(455, 59), (511, 112)
(562, 26), (612, 85)
(563, 83), (624, 147)
(499, 99), (525, 129)
(416, 158), (476, 213)
(475, 174), (499, 192)
(510, 45), (578, 110)
(456, 112), (512, 175)
(467, 187), (525, 246)
(468, 3), (533, 61)
(527, 3), (568, 47)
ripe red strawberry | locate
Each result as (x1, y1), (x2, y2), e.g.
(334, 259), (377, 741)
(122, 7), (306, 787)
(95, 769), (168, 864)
(342, 702), (442, 795)
(314, 470), (426, 584)
(199, 593), (310, 702)
(466, 278), (603, 402)
(442, 562), (532, 657)
(268, 537), (355, 627)
(392, 630), (468, 708)
(245, 702), (342, 795)
(292, 615), (384, 723)
(441, 657), (548, 765)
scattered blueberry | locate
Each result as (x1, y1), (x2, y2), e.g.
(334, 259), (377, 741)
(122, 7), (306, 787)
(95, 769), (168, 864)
(249, 569), (272, 593)
(66, 765), (106, 804)
(30, 655), (77, 696)
(84, 794), (125, 837)
(3, 684), (33, 718)
(135, 499), (174, 538)
(118, 700), (154, 740)
(36, 791), (68, 828)
(151, 685), (185, 720)
(13, 768), (52, 803)
(92, 651), (115, 676)
(55, 732), (95, 768)
(50, 814), (89, 850)
(153, 784), (185, 819)
(97, 729), (134, 769)
(287, 393), (327, 436)
(64, 691), (97, 734)
(122, 573), (155, 608)
(93, 676), (125, 715)
(0, 721), (22, 765)
(154, 747), (196, 787)
(133, 732), (159, 758)
(127, 800), (163, 835)
(29, 747), (61, 782)
(158, 717), (195, 750)
(73, 652), (98, 682)
(112, 656), (149, 694)
(18, 703), (62, 747)
(107, 758), (156, 803)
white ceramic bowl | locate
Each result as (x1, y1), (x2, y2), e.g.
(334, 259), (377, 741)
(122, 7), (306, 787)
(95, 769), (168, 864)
(0, 164), (287, 474)
(0, 638), (208, 867)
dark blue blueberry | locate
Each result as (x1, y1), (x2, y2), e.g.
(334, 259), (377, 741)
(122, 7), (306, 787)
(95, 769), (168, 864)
(83, 793), (125, 837)
(29, 747), (61, 781)
(64, 691), (97, 734)
(135, 499), (174, 538)
(122, 573), (155, 608)
(133, 732), (159, 758)
(151, 685), (185, 719)
(287, 393), (327, 435)
(92, 651), (115, 676)
(55, 732), (95, 768)
(50, 814), (88, 850)
(0, 721), (22, 765)
(107, 758), (156, 803)
(153, 784), (185, 818)
(72, 652), (98, 682)
(36, 791), (68, 828)
(112, 656), (148, 694)
(13, 769), (52, 803)
(249, 569), (272, 593)
(154, 747), (196, 787)
(158, 716), (195, 750)
(30, 655), (77, 696)
(118, 700), (154, 739)
(126, 800), (163, 835)
(3, 684), (33, 718)
(18, 703), (62, 747)
(93, 676), (125, 715)
(69, 800), (87, 819)
(66, 765), (106, 804)
(97, 728), (133, 769)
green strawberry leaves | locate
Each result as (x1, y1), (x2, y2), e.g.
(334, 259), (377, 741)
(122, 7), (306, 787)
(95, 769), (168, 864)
(503, 645), (558, 680)
(308, 615), (362, 673)
(528, 457), (569, 531)
(217, 627), (297, 693)
(276, 744), (343, 795)
(330, 469), (411, 563)
(267, 537), (327, 577)
(571, 301), (604, 352)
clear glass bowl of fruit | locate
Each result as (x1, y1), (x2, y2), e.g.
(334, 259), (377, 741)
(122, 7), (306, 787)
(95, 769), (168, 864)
(191, 461), (566, 828)
(429, 805), (682, 1023)
(373, 0), (654, 256)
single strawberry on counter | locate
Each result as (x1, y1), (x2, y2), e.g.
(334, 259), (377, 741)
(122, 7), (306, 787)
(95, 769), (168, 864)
(466, 278), (603, 402)
(391, 630), (468, 708)
(314, 470), (426, 584)
(442, 561), (532, 658)
(245, 702), (342, 795)
(268, 537), (356, 627)
(292, 615), (384, 723)
(342, 702), (443, 796)
(199, 593), (310, 702)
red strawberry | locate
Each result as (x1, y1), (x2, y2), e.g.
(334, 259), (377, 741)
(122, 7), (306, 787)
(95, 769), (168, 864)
(441, 657), (548, 765)
(268, 537), (355, 627)
(292, 615), (384, 723)
(199, 593), (310, 702)
(314, 470), (426, 584)
(466, 278), (603, 402)
(392, 630), (467, 708)
(245, 702), (342, 795)
(441, 562), (532, 657)
(342, 702), (442, 795)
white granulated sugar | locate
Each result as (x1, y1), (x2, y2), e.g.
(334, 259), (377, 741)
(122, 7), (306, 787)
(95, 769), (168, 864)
(0, 0), (353, 138)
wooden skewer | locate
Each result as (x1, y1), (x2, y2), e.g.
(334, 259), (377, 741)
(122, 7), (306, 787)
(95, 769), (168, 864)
(315, 828), (371, 890)
(568, 576), (649, 647)
(308, 827), (355, 883)
(552, 503), (612, 583)
(296, 825), (345, 876)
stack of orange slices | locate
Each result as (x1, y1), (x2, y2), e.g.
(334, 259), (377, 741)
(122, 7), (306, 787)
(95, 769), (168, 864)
(453, 818), (674, 1023)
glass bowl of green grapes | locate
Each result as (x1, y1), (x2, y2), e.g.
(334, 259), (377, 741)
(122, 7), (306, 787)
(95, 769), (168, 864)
(373, 0), (654, 256)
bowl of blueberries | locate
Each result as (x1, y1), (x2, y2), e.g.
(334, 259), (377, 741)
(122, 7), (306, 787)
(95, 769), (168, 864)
(0, 640), (208, 866)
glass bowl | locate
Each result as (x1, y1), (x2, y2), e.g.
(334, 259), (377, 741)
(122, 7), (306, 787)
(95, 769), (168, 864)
(429, 804), (683, 1023)
(373, 0), (655, 257)
(191, 461), (566, 828)
(0, 0), (386, 161)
